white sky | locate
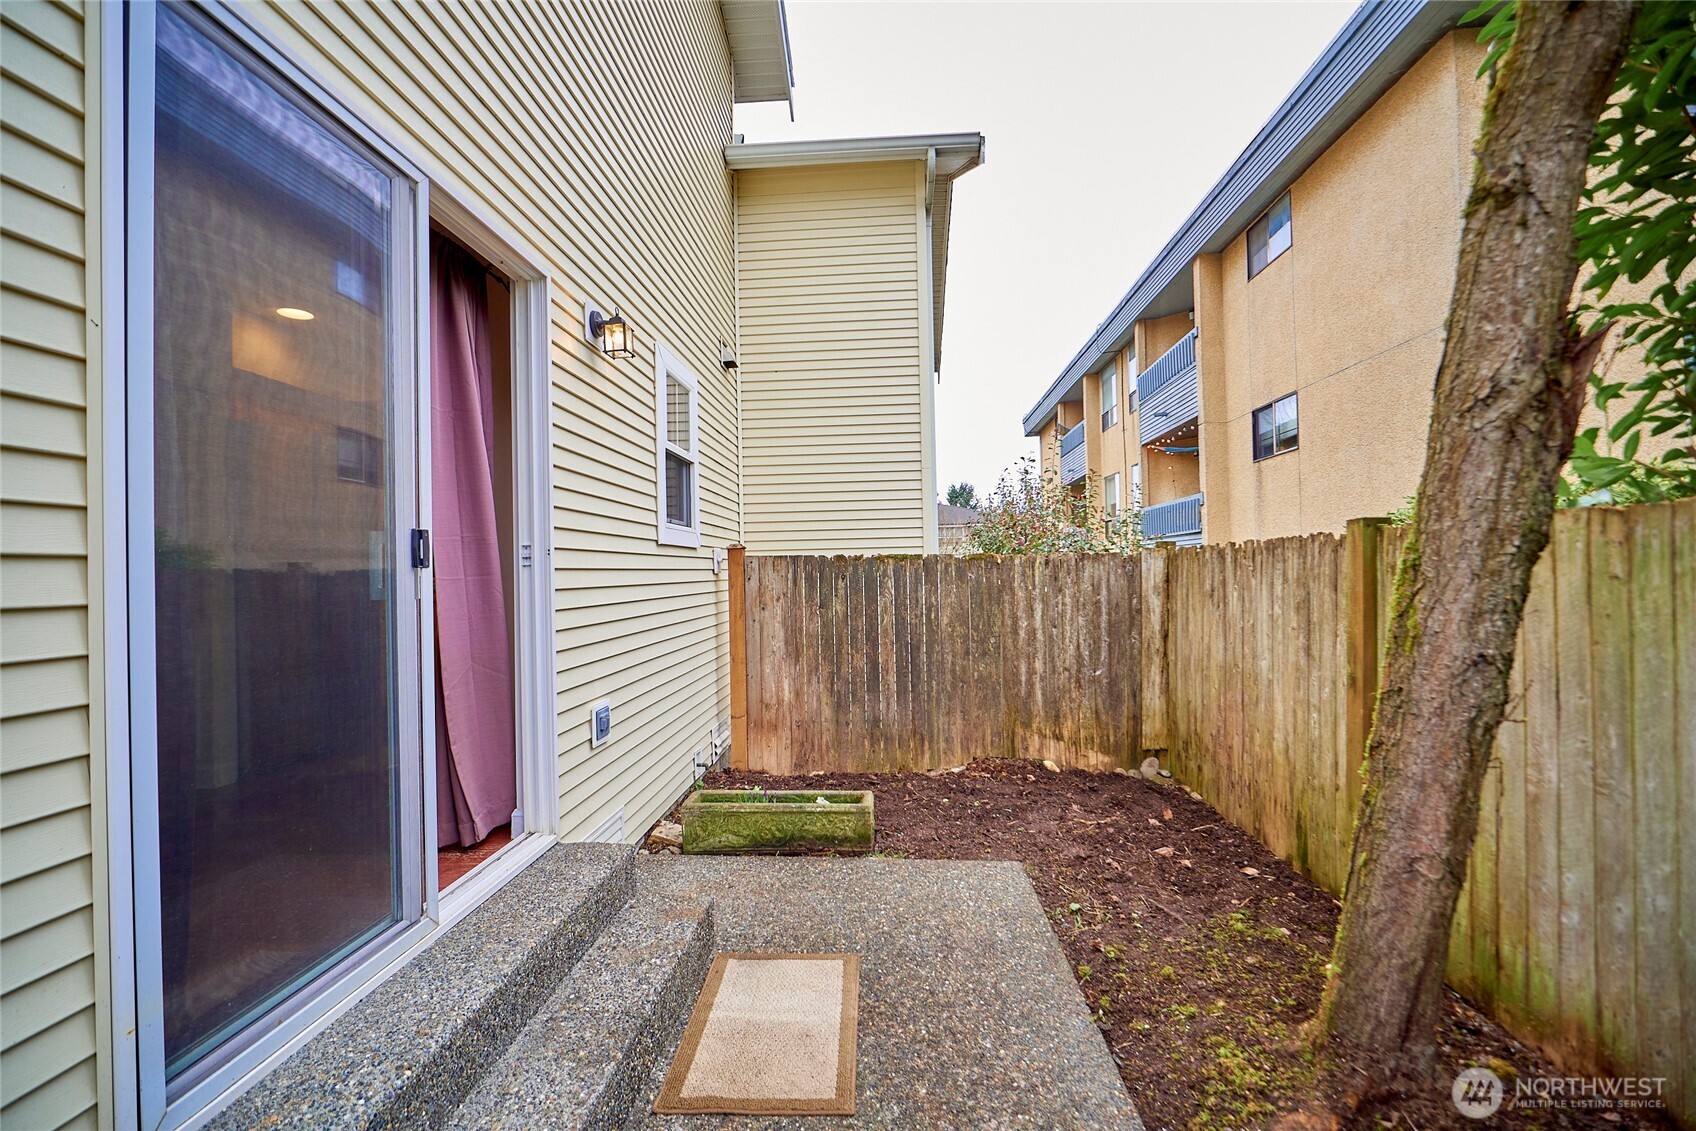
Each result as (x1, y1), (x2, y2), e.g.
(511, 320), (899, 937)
(735, 0), (1357, 501)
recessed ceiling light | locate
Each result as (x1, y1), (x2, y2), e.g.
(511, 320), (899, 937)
(275, 307), (315, 321)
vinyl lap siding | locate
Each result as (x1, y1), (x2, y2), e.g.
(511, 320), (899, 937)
(736, 162), (929, 554)
(1, 2), (101, 1128)
(246, 1), (739, 845)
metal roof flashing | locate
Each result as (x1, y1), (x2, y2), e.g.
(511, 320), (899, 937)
(1021, 0), (1470, 436)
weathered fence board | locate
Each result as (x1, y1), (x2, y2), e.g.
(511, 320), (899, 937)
(1156, 505), (1693, 1118)
(739, 554), (1143, 773)
(734, 497), (1694, 1123)
(1162, 532), (1358, 891)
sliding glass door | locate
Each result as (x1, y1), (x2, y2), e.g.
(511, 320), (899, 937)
(138, 2), (424, 1099)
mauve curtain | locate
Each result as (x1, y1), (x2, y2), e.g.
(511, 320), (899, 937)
(431, 233), (516, 848)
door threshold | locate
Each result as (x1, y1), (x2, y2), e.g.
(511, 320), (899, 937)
(438, 831), (558, 932)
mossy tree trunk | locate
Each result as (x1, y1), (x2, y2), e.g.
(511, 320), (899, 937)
(1318, 0), (1637, 1094)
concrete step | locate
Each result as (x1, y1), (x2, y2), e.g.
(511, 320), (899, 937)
(210, 843), (636, 1131)
(445, 889), (715, 1131)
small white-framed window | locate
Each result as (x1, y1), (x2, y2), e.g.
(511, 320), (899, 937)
(1104, 472), (1121, 516)
(655, 343), (701, 547)
(1131, 463), (1143, 508)
(1248, 192), (1293, 278)
(1253, 392), (1299, 460)
(1100, 362), (1118, 430)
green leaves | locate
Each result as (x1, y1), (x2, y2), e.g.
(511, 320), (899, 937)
(1478, 1), (1696, 506)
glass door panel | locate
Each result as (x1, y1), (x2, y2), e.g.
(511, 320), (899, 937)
(151, 4), (416, 1082)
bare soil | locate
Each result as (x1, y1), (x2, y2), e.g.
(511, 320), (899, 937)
(675, 760), (1673, 1131)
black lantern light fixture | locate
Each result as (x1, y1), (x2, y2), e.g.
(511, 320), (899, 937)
(589, 307), (633, 360)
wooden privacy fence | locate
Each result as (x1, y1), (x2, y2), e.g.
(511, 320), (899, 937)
(1156, 504), (1695, 1121)
(729, 552), (1142, 773)
(729, 496), (1695, 1124)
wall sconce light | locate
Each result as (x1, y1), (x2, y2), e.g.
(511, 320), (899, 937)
(587, 306), (633, 360)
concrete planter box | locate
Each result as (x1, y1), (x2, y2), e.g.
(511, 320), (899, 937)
(680, 790), (875, 855)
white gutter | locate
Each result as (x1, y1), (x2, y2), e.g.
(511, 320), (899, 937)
(725, 132), (983, 171)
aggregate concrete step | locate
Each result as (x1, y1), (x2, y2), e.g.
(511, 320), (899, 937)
(445, 890), (716, 1131)
(210, 843), (636, 1131)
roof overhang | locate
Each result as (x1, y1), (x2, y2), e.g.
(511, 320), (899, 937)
(1021, 0), (1471, 436)
(721, 0), (794, 106)
(727, 133), (986, 372)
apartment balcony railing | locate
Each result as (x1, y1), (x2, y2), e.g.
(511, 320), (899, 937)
(1143, 492), (1203, 544)
(1059, 422), (1086, 485)
(1137, 329), (1199, 446)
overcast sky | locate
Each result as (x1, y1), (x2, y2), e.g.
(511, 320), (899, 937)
(735, 1), (1357, 501)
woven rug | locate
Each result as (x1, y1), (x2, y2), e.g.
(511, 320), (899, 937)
(654, 953), (859, 1115)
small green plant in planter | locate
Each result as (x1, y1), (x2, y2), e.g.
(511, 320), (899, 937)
(680, 788), (874, 854)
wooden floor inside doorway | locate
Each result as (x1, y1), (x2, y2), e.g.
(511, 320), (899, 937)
(438, 824), (513, 891)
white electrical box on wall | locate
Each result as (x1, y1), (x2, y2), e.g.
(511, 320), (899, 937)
(590, 700), (612, 747)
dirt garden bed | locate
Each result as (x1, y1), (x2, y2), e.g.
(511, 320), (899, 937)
(673, 760), (1671, 1131)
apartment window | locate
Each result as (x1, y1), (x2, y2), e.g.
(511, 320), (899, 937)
(1100, 363), (1119, 430)
(1126, 355), (1137, 414)
(1247, 192), (1292, 278)
(1252, 393), (1299, 460)
(1131, 463), (1142, 508)
(656, 343), (701, 547)
(335, 427), (383, 486)
(1104, 472), (1121, 516)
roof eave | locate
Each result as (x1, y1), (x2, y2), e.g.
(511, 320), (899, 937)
(722, 0), (794, 106)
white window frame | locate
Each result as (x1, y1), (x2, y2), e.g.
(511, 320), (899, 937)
(1104, 472), (1121, 517)
(107, 5), (560, 1127)
(1252, 391), (1300, 461)
(1100, 363), (1118, 430)
(1248, 191), (1293, 279)
(655, 342), (702, 548)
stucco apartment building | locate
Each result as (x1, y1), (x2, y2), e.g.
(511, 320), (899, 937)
(1025, 0), (1637, 547)
(0, 2), (980, 1127)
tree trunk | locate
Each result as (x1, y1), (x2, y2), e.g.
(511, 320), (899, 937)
(1319, 0), (1637, 1093)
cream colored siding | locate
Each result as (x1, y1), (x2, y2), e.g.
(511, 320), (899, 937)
(1, 1), (100, 1127)
(239, 1), (740, 847)
(736, 161), (932, 554)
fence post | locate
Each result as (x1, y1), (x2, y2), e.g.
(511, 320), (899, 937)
(1344, 518), (1387, 804)
(727, 544), (748, 771)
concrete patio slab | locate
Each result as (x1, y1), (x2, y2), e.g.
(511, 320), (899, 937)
(629, 856), (1142, 1130)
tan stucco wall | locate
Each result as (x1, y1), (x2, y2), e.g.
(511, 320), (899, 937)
(1144, 449), (1201, 505)
(1196, 31), (1488, 544)
(1089, 346), (1136, 509)
(1038, 418), (1060, 481)
(1039, 402), (1084, 485)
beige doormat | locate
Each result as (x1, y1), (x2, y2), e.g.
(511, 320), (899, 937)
(654, 953), (859, 1115)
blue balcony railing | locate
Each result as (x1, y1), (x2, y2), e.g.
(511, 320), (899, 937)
(1059, 422), (1086, 484)
(1136, 328), (1196, 403)
(1137, 329), (1199, 445)
(1143, 492), (1203, 542)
